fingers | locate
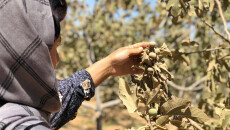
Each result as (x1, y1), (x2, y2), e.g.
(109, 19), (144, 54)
(128, 47), (144, 56)
(133, 42), (150, 48)
(125, 42), (150, 49)
(129, 68), (144, 75)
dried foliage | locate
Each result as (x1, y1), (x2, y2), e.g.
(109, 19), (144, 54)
(119, 43), (209, 129)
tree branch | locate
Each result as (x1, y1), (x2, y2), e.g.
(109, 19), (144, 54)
(82, 102), (97, 110)
(179, 46), (230, 55)
(215, 0), (230, 41)
(143, 115), (154, 130)
(167, 77), (206, 91)
(101, 99), (121, 110)
(202, 20), (230, 44)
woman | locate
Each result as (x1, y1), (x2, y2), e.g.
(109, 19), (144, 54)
(0, 0), (149, 129)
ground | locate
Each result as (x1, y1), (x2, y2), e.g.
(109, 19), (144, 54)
(60, 97), (146, 130)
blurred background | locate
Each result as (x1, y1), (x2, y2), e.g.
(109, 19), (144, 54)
(56, 0), (230, 129)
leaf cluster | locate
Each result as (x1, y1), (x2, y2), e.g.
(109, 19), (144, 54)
(119, 43), (209, 129)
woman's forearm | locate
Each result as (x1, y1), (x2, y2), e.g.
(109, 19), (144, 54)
(85, 56), (112, 87)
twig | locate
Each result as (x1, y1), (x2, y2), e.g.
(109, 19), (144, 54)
(179, 46), (230, 55)
(215, 0), (230, 41)
(83, 32), (96, 65)
(218, 54), (230, 60)
(178, 80), (186, 98)
(168, 77), (206, 91)
(143, 115), (154, 130)
(101, 99), (121, 110)
(187, 118), (204, 130)
(179, 0), (187, 13)
(82, 102), (97, 110)
(202, 20), (230, 44)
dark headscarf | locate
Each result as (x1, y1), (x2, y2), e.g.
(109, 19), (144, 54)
(49, 0), (67, 40)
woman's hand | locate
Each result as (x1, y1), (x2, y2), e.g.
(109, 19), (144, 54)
(106, 42), (150, 76)
(86, 42), (150, 87)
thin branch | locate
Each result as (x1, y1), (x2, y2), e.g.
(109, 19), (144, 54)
(143, 115), (154, 130)
(82, 102), (97, 110)
(178, 80), (186, 98)
(83, 32), (96, 65)
(215, 0), (230, 40)
(179, 0), (187, 13)
(187, 118), (204, 130)
(96, 86), (101, 111)
(179, 46), (230, 55)
(167, 77), (206, 91)
(202, 20), (230, 44)
(218, 54), (230, 60)
(101, 99), (121, 110)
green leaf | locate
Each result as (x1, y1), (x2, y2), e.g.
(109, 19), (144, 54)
(118, 78), (138, 113)
(161, 98), (191, 115)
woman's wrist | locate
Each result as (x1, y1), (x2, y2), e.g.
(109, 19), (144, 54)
(103, 55), (115, 76)
(85, 56), (113, 87)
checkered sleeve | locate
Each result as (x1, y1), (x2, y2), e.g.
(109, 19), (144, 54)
(50, 70), (95, 129)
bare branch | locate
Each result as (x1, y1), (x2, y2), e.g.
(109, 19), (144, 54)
(202, 20), (230, 44)
(82, 102), (97, 110)
(168, 77), (206, 91)
(143, 115), (154, 130)
(96, 86), (101, 111)
(83, 32), (96, 65)
(179, 46), (230, 55)
(215, 0), (230, 40)
(101, 99), (121, 110)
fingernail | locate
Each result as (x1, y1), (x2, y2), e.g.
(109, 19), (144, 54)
(139, 47), (143, 50)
